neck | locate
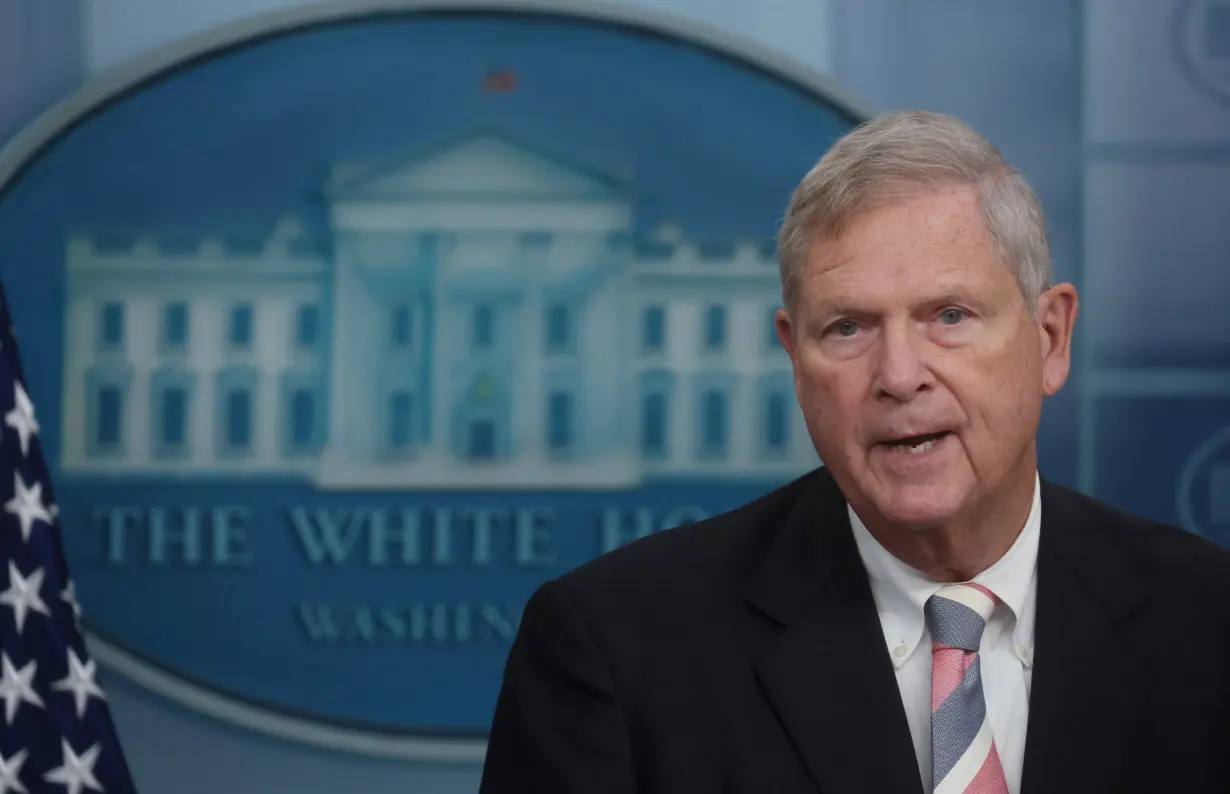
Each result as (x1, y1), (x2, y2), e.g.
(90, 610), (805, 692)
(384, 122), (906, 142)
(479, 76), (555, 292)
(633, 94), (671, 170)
(862, 467), (1037, 582)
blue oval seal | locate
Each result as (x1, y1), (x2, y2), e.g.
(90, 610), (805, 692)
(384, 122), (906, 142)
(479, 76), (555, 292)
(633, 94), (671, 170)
(1174, 0), (1230, 106)
(1178, 424), (1230, 544)
(0, 0), (866, 760)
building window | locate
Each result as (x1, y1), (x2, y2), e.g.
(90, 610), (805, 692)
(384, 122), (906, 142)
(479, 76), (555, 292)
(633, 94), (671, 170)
(96, 386), (122, 448)
(86, 365), (132, 458)
(764, 391), (790, 453)
(150, 368), (195, 458)
(229, 304), (253, 348)
(545, 304), (571, 353)
(641, 391), (668, 458)
(281, 371), (325, 456)
(226, 389), (252, 449)
(215, 366), (258, 458)
(392, 305), (414, 349)
(703, 306), (726, 351)
(700, 388), (728, 456)
(458, 371), (509, 462)
(389, 391), (414, 449)
(291, 388), (315, 449)
(473, 304), (494, 349)
(160, 387), (188, 447)
(297, 305), (319, 350)
(468, 419), (496, 459)
(642, 306), (665, 353)
(163, 303), (189, 350)
(100, 303), (124, 349)
(547, 390), (573, 452)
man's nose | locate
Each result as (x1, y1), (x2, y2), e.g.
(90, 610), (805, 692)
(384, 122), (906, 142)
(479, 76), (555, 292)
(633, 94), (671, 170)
(872, 324), (934, 401)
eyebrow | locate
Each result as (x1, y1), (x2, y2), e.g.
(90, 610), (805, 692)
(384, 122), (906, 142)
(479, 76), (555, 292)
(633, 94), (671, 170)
(812, 289), (975, 316)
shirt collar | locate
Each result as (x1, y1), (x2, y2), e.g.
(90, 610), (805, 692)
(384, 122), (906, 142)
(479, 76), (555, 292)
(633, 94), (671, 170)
(848, 472), (1041, 669)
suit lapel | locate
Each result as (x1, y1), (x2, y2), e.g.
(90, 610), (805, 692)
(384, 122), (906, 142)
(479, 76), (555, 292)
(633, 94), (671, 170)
(1020, 479), (1149, 794)
(746, 470), (924, 794)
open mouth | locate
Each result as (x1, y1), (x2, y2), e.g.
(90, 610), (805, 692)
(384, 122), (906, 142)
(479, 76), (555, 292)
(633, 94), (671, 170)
(882, 431), (951, 454)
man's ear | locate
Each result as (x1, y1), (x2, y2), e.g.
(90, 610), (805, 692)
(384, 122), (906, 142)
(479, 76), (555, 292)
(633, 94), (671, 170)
(1036, 284), (1079, 397)
(775, 308), (796, 358)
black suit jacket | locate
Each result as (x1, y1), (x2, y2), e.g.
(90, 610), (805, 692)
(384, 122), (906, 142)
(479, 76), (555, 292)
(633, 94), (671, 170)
(480, 467), (1230, 793)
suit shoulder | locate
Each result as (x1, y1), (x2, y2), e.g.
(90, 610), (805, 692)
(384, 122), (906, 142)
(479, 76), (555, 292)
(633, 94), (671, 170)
(550, 469), (819, 603)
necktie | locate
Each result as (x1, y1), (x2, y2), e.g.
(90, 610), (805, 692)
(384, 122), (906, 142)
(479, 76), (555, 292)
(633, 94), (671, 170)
(925, 583), (1009, 794)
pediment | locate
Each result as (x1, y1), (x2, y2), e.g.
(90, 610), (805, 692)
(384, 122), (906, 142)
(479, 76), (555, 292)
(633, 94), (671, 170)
(329, 130), (628, 201)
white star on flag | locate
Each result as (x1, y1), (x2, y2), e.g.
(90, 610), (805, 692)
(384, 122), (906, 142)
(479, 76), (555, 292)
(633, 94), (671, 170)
(42, 740), (103, 794)
(0, 747), (28, 794)
(3, 383), (38, 458)
(52, 649), (106, 720)
(0, 562), (49, 633)
(0, 653), (44, 725)
(4, 472), (51, 543)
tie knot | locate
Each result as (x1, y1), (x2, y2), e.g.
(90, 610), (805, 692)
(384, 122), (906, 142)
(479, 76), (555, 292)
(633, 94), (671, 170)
(924, 583), (998, 652)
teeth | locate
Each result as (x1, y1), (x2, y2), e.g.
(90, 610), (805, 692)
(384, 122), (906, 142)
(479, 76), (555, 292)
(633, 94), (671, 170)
(894, 438), (937, 454)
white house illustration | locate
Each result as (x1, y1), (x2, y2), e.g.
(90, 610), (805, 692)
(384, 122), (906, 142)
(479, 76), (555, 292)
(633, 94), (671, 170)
(58, 129), (818, 489)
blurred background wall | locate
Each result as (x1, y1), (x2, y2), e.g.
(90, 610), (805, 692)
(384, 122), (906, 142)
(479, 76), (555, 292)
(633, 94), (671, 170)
(1, 1), (1226, 792)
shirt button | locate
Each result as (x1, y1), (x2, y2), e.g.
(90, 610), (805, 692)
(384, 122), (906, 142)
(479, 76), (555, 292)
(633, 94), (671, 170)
(1017, 644), (1029, 660)
(893, 644), (908, 658)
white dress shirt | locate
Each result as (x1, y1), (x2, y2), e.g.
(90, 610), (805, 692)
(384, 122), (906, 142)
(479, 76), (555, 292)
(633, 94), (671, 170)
(848, 473), (1041, 794)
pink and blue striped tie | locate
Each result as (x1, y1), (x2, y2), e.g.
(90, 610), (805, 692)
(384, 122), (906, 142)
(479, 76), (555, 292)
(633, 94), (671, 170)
(925, 583), (1009, 794)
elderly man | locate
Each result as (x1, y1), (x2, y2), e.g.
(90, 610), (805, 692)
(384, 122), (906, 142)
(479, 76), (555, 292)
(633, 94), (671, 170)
(478, 111), (1230, 794)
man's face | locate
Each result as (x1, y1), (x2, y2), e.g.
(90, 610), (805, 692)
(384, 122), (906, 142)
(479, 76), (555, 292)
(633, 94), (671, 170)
(777, 184), (1077, 531)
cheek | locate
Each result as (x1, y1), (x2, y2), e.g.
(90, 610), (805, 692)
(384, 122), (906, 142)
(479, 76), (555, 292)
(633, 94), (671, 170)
(794, 363), (865, 434)
(959, 356), (1041, 433)
(790, 347), (823, 393)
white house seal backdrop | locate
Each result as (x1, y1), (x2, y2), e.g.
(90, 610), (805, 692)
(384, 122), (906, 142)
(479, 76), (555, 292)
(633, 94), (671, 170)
(0, 0), (866, 762)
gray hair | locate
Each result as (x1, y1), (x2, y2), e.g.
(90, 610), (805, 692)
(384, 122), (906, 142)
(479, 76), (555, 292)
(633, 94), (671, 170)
(777, 110), (1052, 314)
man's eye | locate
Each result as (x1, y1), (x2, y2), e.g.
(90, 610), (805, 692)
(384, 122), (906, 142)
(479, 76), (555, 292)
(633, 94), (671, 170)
(938, 308), (966, 325)
(833, 320), (859, 337)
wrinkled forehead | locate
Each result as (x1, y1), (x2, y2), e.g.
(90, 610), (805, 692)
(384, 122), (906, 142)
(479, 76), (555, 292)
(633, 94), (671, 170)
(796, 191), (1021, 310)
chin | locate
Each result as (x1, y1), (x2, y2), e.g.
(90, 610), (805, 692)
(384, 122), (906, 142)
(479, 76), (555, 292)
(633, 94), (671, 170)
(868, 483), (968, 530)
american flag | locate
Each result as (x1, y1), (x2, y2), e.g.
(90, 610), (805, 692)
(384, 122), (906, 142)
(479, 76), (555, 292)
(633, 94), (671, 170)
(0, 281), (138, 793)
